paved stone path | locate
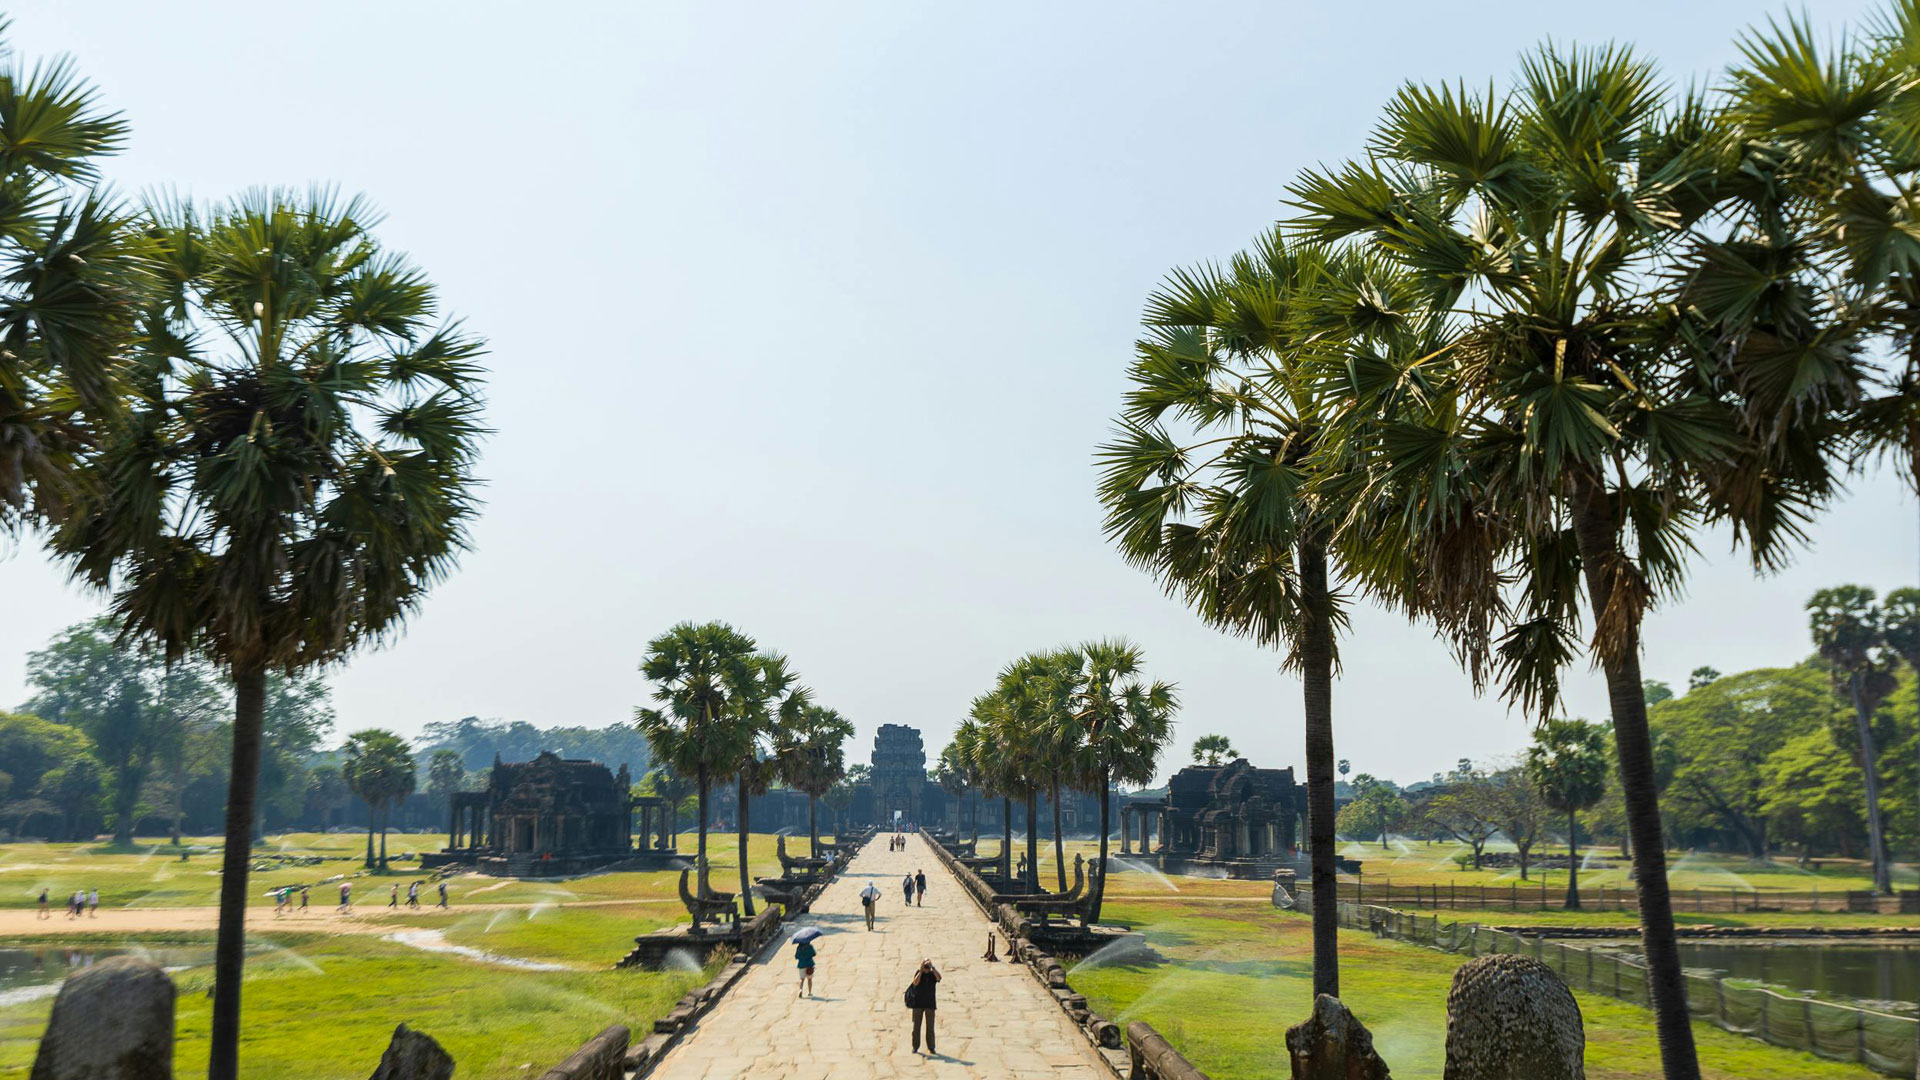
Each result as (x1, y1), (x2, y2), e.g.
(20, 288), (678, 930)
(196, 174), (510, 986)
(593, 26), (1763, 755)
(646, 833), (1107, 1079)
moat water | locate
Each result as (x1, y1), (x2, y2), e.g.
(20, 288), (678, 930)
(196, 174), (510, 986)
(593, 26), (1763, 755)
(1579, 938), (1920, 1011)
(0, 944), (214, 1007)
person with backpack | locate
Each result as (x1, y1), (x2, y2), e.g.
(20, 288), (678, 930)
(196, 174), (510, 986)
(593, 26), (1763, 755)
(906, 959), (941, 1055)
(859, 880), (881, 930)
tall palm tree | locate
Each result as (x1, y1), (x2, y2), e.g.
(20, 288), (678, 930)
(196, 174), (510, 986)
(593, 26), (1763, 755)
(0, 26), (148, 534)
(1290, 47), (1846, 1080)
(635, 622), (763, 887)
(776, 704), (853, 853)
(987, 651), (1072, 891)
(1806, 587), (1896, 895)
(952, 717), (1008, 872)
(52, 188), (484, 1080)
(732, 651), (807, 916)
(1527, 719), (1610, 909)
(344, 729), (416, 870)
(1190, 733), (1236, 766)
(1881, 587), (1920, 861)
(1097, 231), (1381, 996)
(1068, 639), (1176, 923)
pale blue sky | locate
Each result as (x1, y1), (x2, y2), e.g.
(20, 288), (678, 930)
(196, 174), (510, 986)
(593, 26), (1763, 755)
(1, 0), (1906, 785)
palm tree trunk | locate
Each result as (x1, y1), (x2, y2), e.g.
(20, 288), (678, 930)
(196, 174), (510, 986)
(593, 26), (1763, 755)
(1298, 535), (1340, 1000)
(737, 773), (755, 917)
(1565, 810), (1581, 909)
(696, 768), (708, 872)
(1026, 791), (1040, 891)
(364, 799), (376, 869)
(1571, 473), (1700, 1080)
(808, 795), (818, 852)
(1001, 796), (1013, 882)
(1847, 674), (1893, 895)
(209, 665), (267, 1080)
(1051, 780), (1067, 892)
(1090, 762), (1112, 924)
(379, 803), (389, 870)
(170, 758), (186, 846)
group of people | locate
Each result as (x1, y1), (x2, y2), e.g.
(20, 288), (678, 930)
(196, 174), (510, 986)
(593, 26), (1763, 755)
(327, 879), (449, 913)
(887, 834), (911, 851)
(35, 888), (97, 920)
(797, 833), (943, 1055)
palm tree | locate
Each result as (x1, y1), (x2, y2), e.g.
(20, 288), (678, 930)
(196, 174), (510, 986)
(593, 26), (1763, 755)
(1286, 48), (1859, 1079)
(1190, 733), (1235, 766)
(732, 651), (807, 916)
(52, 189), (484, 1080)
(777, 704), (853, 853)
(634, 622), (762, 887)
(1098, 231), (1391, 997)
(1882, 587), (1920, 863)
(952, 718), (1008, 871)
(1527, 719), (1610, 909)
(987, 651), (1074, 890)
(344, 730), (416, 870)
(1807, 587), (1896, 895)
(1068, 639), (1176, 923)
(0, 26), (148, 535)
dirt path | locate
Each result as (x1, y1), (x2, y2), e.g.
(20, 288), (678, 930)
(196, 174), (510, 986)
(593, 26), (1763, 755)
(0, 896), (676, 937)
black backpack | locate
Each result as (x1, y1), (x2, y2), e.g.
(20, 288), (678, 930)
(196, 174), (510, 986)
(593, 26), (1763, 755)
(903, 980), (919, 1009)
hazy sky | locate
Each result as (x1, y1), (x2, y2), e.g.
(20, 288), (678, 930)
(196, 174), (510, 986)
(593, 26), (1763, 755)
(1, 1), (1908, 786)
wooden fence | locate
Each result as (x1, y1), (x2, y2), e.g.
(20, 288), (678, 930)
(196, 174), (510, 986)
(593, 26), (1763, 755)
(1339, 880), (1920, 915)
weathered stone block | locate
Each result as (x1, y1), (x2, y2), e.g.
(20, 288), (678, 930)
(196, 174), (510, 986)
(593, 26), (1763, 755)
(1285, 994), (1391, 1080)
(367, 1023), (454, 1080)
(30, 956), (176, 1080)
(539, 1024), (628, 1080)
(1443, 954), (1583, 1080)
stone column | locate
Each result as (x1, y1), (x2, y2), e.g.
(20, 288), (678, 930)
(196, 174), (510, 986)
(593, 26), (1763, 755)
(1120, 808), (1132, 855)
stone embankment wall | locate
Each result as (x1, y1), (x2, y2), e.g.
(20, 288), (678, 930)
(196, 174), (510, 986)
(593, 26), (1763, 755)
(1340, 900), (1918, 1078)
(925, 836), (1208, 1080)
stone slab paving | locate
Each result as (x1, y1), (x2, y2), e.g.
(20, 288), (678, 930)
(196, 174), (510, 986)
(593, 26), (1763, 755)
(645, 833), (1108, 1079)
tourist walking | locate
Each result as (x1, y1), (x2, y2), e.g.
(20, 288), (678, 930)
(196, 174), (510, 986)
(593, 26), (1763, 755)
(901, 873), (913, 906)
(274, 887), (287, 917)
(914, 870), (926, 906)
(87, 888), (98, 917)
(437, 881), (448, 909)
(66, 891), (81, 919)
(859, 880), (881, 930)
(388, 884), (399, 909)
(406, 881), (420, 908)
(37, 888), (49, 919)
(338, 882), (352, 912)
(300, 886), (309, 913)
(793, 937), (817, 998)
(906, 959), (941, 1055)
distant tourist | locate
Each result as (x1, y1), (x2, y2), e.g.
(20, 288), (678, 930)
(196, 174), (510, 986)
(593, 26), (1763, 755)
(906, 959), (941, 1055)
(66, 891), (81, 919)
(274, 888), (287, 917)
(338, 882), (352, 912)
(388, 884), (399, 909)
(901, 874), (913, 906)
(859, 881), (882, 931)
(300, 886), (309, 913)
(87, 889), (98, 917)
(914, 870), (926, 906)
(406, 882), (420, 908)
(794, 938), (817, 998)
(37, 888), (49, 919)
(437, 881), (448, 909)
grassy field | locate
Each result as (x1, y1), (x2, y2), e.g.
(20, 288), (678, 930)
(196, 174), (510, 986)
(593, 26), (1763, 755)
(0, 830), (829, 1078)
(1069, 887), (1886, 1080)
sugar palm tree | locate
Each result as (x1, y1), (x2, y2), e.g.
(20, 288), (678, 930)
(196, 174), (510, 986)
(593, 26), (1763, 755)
(1289, 47), (1847, 1080)
(1190, 733), (1236, 766)
(0, 26), (148, 534)
(1806, 587), (1896, 895)
(731, 651), (808, 915)
(51, 188), (483, 1080)
(1098, 230), (1390, 996)
(776, 704), (853, 853)
(635, 622), (762, 886)
(344, 729), (416, 870)
(1527, 719), (1610, 908)
(1882, 587), (1920, 859)
(1068, 639), (1176, 923)
(952, 717), (1009, 872)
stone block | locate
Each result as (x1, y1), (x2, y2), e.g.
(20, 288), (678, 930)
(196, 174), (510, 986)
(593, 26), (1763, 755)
(1284, 994), (1391, 1080)
(539, 1024), (629, 1080)
(30, 956), (176, 1080)
(366, 1024), (455, 1080)
(1443, 954), (1582, 1080)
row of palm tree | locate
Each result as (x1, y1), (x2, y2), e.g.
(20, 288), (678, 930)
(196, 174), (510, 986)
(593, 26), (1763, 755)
(943, 641), (1176, 923)
(1097, 11), (1920, 1077)
(0, 28), (486, 1079)
(632, 621), (853, 915)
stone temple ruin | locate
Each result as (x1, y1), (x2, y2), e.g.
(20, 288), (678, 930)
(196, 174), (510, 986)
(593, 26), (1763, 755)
(1118, 758), (1310, 880)
(423, 751), (667, 877)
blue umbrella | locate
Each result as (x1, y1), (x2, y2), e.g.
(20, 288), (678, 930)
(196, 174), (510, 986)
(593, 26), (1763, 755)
(790, 926), (823, 944)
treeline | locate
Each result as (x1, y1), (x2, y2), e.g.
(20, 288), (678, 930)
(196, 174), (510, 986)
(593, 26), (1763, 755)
(5, 618), (656, 843)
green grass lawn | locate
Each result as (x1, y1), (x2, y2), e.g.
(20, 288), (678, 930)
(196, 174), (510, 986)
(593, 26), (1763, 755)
(0, 829), (835, 1077)
(0, 932), (712, 1079)
(1068, 895), (1885, 1080)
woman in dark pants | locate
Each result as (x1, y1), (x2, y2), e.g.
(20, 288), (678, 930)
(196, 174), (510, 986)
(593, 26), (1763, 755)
(907, 959), (941, 1054)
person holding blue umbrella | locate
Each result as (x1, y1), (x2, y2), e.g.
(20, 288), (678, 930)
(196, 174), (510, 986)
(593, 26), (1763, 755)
(791, 926), (821, 998)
